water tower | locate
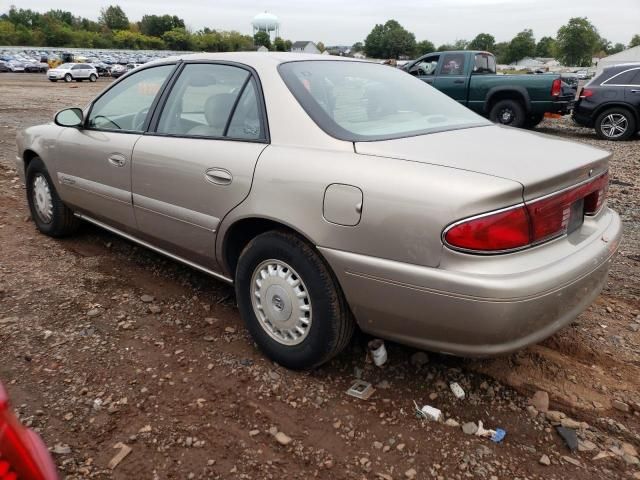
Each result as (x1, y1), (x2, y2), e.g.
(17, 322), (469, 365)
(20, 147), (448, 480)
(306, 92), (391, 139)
(252, 11), (280, 39)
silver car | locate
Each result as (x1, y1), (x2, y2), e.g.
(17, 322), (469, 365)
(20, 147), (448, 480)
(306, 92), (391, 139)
(47, 63), (98, 83)
(16, 53), (622, 369)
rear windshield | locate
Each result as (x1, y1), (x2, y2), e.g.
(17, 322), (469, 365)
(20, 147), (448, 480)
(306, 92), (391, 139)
(279, 60), (488, 142)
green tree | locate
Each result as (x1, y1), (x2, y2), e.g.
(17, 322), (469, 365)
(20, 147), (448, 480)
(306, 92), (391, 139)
(139, 14), (184, 37)
(364, 19), (416, 59)
(415, 39), (435, 55)
(162, 27), (192, 50)
(468, 33), (495, 52)
(0, 20), (17, 45)
(493, 41), (510, 63)
(351, 41), (364, 52)
(273, 36), (287, 51)
(556, 17), (600, 66)
(505, 29), (536, 63)
(436, 44), (454, 52)
(253, 30), (271, 49)
(536, 36), (556, 57)
(99, 5), (129, 31)
(316, 41), (325, 52)
(452, 39), (469, 50)
(609, 42), (626, 54)
(630, 34), (640, 48)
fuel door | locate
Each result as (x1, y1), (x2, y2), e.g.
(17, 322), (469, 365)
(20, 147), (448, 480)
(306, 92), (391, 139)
(323, 183), (363, 226)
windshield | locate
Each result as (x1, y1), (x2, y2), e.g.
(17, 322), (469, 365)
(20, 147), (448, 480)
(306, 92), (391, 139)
(279, 60), (488, 142)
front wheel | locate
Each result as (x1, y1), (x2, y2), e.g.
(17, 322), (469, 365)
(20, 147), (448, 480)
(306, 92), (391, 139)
(489, 99), (526, 128)
(26, 157), (80, 237)
(235, 231), (354, 369)
(595, 108), (636, 141)
(64, 73), (72, 83)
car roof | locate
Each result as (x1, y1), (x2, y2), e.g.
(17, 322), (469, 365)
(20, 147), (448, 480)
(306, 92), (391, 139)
(151, 51), (367, 67)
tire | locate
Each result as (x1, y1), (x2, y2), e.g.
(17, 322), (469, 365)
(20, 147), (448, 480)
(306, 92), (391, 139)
(235, 231), (354, 369)
(89, 74), (97, 82)
(489, 99), (526, 128)
(26, 157), (80, 237)
(595, 107), (636, 141)
(524, 113), (545, 129)
(64, 73), (72, 83)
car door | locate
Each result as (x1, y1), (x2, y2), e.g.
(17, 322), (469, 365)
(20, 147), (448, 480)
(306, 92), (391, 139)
(622, 67), (640, 115)
(408, 54), (440, 85)
(131, 62), (268, 269)
(433, 52), (469, 104)
(54, 64), (176, 231)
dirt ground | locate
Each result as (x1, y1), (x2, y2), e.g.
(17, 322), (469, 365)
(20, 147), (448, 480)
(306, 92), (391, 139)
(0, 73), (639, 480)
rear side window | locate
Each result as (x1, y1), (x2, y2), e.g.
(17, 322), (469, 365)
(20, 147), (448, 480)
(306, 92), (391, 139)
(473, 54), (496, 74)
(605, 68), (640, 86)
(440, 53), (465, 75)
(156, 63), (263, 140)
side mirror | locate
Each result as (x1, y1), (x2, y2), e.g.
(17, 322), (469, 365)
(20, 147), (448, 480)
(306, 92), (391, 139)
(54, 108), (83, 127)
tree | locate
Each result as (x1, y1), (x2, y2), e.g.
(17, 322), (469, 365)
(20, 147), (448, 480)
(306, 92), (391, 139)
(630, 34), (640, 48)
(364, 20), (416, 59)
(468, 33), (495, 51)
(536, 36), (556, 58)
(316, 41), (325, 52)
(493, 41), (510, 63)
(609, 43), (626, 55)
(253, 30), (271, 49)
(505, 29), (536, 63)
(139, 14), (184, 37)
(351, 41), (364, 53)
(99, 5), (129, 31)
(452, 39), (469, 50)
(162, 27), (192, 50)
(273, 36), (287, 51)
(556, 17), (600, 66)
(415, 39), (435, 55)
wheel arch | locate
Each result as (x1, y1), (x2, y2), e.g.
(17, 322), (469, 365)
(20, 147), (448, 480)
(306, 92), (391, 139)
(593, 102), (639, 126)
(22, 149), (40, 173)
(485, 86), (530, 114)
(219, 216), (320, 280)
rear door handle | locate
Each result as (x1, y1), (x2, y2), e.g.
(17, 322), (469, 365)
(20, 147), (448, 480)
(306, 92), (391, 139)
(631, 89), (640, 93)
(205, 168), (233, 185)
(108, 153), (126, 167)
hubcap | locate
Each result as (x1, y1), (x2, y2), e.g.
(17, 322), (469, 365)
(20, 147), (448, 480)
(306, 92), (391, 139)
(32, 174), (53, 224)
(499, 108), (514, 124)
(601, 113), (628, 139)
(250, 259), (312, 346)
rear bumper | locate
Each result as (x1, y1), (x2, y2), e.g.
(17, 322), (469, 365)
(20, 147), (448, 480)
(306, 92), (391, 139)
(320, 208), (622, 357)
(549, 98), (574, 115)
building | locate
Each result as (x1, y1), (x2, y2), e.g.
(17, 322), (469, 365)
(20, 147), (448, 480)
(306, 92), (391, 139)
(597, 45), (640, 73)
(291, 41), (320, 54)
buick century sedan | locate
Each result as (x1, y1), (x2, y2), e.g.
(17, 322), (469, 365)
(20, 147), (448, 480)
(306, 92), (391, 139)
(16, 53), (622, 369)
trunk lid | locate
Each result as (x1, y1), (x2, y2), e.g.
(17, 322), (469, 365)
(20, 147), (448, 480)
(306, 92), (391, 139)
(354, 125), (610, 201)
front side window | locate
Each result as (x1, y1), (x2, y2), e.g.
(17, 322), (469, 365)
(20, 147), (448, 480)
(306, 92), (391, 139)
(88, 64), (174, 132)
(157, 63), (262, 139)
(409, 55), (439, 76)
(279, 60), (488, 142)
(440, 54), (465, 75)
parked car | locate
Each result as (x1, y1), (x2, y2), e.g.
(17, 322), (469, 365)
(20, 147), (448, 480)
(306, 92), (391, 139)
(0, 60), (10, 72)
(25, 61), (49, 73)
(0, 381), (58, 480)
(573, 63), (640, 140)
(401, 51), (574, 128)
(16, 53), (621, 369)
(576, 70), (590, 80)
(7, 61), (25, 72)
(47, 63), (98, 82)
(110, 64), (127, 78)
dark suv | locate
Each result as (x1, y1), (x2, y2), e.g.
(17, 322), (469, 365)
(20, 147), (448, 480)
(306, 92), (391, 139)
(573, 63), (640, 140)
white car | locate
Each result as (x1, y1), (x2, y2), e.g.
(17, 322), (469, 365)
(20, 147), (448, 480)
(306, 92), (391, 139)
(47, 63), (98, 83)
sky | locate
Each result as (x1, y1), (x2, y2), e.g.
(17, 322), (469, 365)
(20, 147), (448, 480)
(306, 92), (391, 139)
(5, 0), (639, 46)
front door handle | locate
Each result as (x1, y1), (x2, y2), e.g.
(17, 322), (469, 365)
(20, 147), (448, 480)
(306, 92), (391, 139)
(631, 89), (640, 93)
(205, 168), (233, 185)
(108, 153), (126, 167)
(453, 79), (465, 84)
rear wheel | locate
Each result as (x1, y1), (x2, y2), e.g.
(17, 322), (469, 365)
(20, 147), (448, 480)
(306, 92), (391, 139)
(89, 74), (97, 82)
(595, 107), (636, 141)
(489, 99), (526, 128)
(235, 231), (354, 369)
(64, 73), (72, 83)
(26, 157), (80, 237)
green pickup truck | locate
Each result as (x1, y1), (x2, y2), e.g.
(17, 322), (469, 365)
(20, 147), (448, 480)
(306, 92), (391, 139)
(401, 51), (574, 128)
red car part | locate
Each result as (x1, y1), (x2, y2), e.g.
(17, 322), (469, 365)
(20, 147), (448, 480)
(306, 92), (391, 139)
(0, 383), (58, 480)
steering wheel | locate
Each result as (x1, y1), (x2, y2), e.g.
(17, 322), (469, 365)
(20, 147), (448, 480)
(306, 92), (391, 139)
(93, 115), (121, 130)
(132, 107), (150, 131)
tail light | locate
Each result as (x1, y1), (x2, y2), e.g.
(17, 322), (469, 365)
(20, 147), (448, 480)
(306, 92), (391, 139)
(0, 383), (58, 480)
(444, 172), (609, 253)
(551, 78), (562, 97)
(579, 88), (594, 99)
